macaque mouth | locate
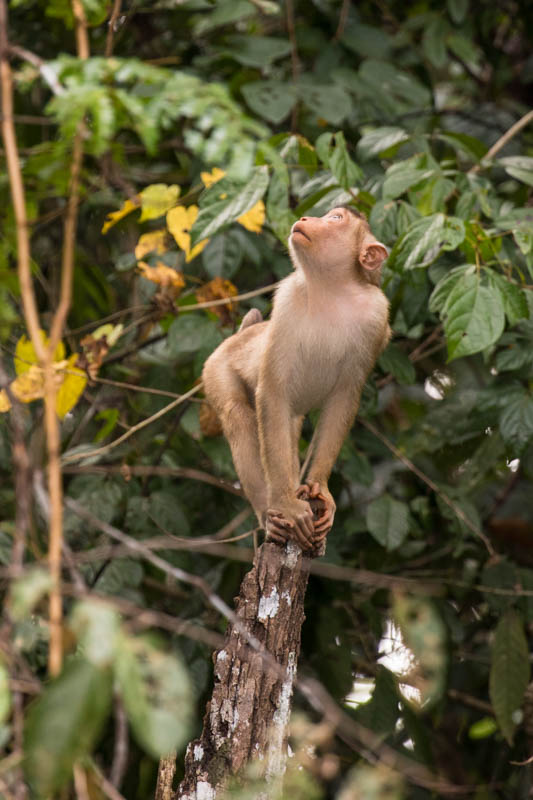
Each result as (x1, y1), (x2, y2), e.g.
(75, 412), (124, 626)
(292, 226), (310, 241)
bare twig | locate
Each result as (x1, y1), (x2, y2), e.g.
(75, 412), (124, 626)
(8, 44), (65, 95)
(180, 282), (278, 312)
(105, 0), (122, 57)
(0, 5), (44, 357)
(361, 418), (496, 557)
(469, 108), (533, 174)
(333, 0), (351, 40)
(62, 464), (244, 496)
(109, 698), (128, 790)
(73, 764), (91, 800)
(285, 0), (300, 130)
(155, 754), (176, 800)
(62, 383), (202, 464)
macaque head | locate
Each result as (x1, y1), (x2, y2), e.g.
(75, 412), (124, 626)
(288, 206), (388, 285)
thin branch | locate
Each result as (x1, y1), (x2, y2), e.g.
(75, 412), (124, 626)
(333, 0), (350, 40)
(105, 0), (122, 57)
(8, 44), (65, 95)
(180, 282), (279, 312)
(0, 4), (45, 359)
(285, 0), (300, 131)
(62, 464), (244, 496)
(45, 0), (89, 678)
(61, 383), (202, 464)
(469, 108), (533, 174)
(361, 418), (496, 557)
(109, 698), (128, 790)
(90, 375), (192, 400)
(64, 498), (266, 654)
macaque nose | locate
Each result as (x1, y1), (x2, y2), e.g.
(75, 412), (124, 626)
(300, 216), (308, 222)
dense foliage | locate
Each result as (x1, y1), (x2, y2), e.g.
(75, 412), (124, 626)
(2, 0), (533, 797)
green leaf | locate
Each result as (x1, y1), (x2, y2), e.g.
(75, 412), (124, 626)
(499, 156), (533, 187)
(298, 83), (352, 126)
(489, 611), (530, 744)
(429, 264), (472, 314)
(390, 214), (465, 271)
(9, 568), (53, 621)
(494, 345), (533, 373)
(378, 344), (416, 384)
(447, 0), (469, 24)
(422, 17), (449, 68)
(24, 658), (112, 796)
(499, 390), (533, 453)
(393, 594), (447, 706)
(241, 80), (295, 124)
(191, 166), (269, 244)
(383, 164), (429, 200)
(357, 126), (409, 161)
(468, 716), (498, 740)
(366, 494), (409, 550)
(443, 273), (505, 360)
(115, 635), (193, 758)
(219, 35), (291, 67)
(437, 131), (487, 161)
(167, 315), (223, 359)
(70, 600), (121, 668)
(267, 169), (295, 242)
(328, 132), (363, 189)
(201, 230), (243, 279)
(356, 667), (399, 735)
(488, 273), (529, 326)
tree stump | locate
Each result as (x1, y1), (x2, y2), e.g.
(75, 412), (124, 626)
(175, 537), (314, 799)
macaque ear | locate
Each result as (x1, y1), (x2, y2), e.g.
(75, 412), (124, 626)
(359, 242), (389, 272)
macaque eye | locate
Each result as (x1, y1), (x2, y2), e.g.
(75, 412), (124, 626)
(328, 213), (342, 220)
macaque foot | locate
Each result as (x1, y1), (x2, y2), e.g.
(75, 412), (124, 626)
(297, 482), (336, 543)
(265, 497), (315, 551)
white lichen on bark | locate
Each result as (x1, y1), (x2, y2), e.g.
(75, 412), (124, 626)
(265, 650), (297, 781)
(258, 586), (280, 620)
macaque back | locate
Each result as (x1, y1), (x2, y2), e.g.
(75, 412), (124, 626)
(203, 206), (390, 551)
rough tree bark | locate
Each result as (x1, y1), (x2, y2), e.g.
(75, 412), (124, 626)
(175, 535), (318, 799)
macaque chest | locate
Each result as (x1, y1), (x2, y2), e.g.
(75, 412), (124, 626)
(282, 314), (369, 415)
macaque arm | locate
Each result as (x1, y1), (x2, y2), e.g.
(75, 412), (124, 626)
(304, 385), (362, 537)
(256, 375), (315, 547)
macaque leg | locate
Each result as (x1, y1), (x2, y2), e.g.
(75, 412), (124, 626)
(210, 377), (267, 525)
(304, 388), (361, 542)
(257, 382), (315, 550)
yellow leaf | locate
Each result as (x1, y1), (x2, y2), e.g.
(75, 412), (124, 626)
(102, 197), (140, 234)
(238, 200), (265, 233)
(55, 355), (87, 419)
(166, 205), (209, 263)
(138, 262), (185, 290)
(0, 390), (11, 413)
(10, 365), (45, 403)
(135, 230), (168, 263)
(14, 331), (64, 375)
(200, 167), (226, 188)
(139, 184), (181, 222)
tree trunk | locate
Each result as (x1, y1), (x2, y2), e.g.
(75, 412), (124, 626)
(175, 538), (314, 799)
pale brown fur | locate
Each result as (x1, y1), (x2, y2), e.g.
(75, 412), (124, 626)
(202, 207), (391, 550)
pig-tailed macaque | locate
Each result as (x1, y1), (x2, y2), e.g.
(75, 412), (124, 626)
(202, 206), (390, 552)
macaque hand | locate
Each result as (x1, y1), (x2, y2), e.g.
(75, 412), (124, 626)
(265, 496), (316, 551)
(297, 481), (336, 543)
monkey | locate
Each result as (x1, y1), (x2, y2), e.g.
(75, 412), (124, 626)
(202, 206), (390, 552)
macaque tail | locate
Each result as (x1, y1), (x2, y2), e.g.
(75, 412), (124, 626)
(238, 308), (263, 332)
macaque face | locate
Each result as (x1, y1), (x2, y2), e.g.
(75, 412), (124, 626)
(289, 206), (388, 279)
